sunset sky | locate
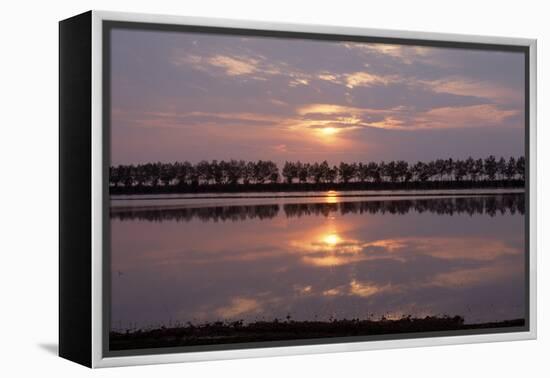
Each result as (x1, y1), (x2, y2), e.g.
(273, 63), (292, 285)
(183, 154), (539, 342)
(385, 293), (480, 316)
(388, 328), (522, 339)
(110, 28), (525, 166)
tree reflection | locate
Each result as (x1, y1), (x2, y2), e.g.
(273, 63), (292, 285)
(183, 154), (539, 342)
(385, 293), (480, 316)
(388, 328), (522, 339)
(286, 194), (525, 218)
(111, 204), (280, 223)
(111, 194), (524, 222)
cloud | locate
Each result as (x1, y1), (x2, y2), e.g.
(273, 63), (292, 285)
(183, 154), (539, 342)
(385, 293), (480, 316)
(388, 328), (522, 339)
(420, 77), (523, 104)
(120, 109), (285, 129)
(294, 285), (312, 295)
(412, 104), (520, 129)
(428, 262), (521, 289)
(317, 72), (342, 84)
(345, 71), (396, 88)
(367, 116), (406, 130)
(323, 287), (345, 296)
(350, 280), (395, 298)
(270, 99), (288, 106)
(295, 102), (519, 131)
(289, 78), (310, 87)
(293, 105), (369, 134)
(317, 281), (396, 298)
(207, 55), (259, 76)
(174, 53), (282, 80)
(174, 49), (396, 92)
(296, 103), (392, 123)
(216, 297), (261, 318)
(307, 123), (361, 130)
(174, 51), (320, 88)
(116, 98), (519, 149)
(297, 104), (364, 116)
(343, 42), (433, 65)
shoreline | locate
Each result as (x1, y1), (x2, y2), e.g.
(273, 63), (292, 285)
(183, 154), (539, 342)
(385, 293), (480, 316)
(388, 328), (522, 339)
(111, 188), (525, 202)
(109, 180), (525, 197)
(109, 316), (525, 351)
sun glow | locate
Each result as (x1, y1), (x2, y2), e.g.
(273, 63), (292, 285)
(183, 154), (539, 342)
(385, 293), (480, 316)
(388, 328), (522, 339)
(322, 233), (341, 246)
(320, 127), (338, 136)
(325, 190), (338, 204)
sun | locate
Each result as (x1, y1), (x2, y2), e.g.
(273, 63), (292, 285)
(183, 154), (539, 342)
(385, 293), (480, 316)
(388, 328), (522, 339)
(321, 127), (338, 136)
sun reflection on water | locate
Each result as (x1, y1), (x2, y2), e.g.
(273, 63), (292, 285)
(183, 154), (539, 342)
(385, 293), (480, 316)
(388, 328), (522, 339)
(325, 190), (339, 204)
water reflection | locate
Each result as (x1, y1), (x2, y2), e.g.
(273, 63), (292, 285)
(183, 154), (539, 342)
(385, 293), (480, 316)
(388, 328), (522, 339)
(110, 194), (525, 331)
(111, 194), (524, 222)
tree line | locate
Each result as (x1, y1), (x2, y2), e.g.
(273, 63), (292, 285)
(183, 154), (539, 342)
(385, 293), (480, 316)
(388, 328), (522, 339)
(110, 155), (525, 190)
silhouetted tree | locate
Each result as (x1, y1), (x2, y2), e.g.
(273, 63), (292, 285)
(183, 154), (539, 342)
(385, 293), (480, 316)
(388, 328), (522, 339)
(505, 157), (517, 180)
(367, 162), (380, 183)
(109, 166), (122, 187)
(297, 162), (309, 183)
(356, 163), (368, 183)
(308, 162), (323, 184)
(282, 161), (298, 184)
(444, 158), (454, 180)
(516, 156), (525, 181)
(474, 158), (484, 182)
(243, 161), (255, 185)
(435, 159), (446, 181)
(484, 155), (497, 181)
(454, 160), (467, 181)
(326, 165), (338, 184)
(496, 157), (507, 180)
(465, 157), (475, 181)
(395, 160), (409, 182)
(338, 162), (356, 183)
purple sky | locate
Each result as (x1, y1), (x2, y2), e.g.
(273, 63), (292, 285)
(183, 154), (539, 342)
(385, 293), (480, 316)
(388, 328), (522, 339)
(110, 29), (525, 166)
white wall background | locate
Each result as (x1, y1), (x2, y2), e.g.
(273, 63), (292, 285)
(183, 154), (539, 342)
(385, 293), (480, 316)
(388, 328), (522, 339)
(0, 0), (546, 376)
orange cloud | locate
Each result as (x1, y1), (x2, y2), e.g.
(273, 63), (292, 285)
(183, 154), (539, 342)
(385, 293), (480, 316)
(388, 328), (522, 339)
(294, 285), (313, 295)
(297, 104), (365, 116)
(350, 280), (395, 298)
(317, 72), (342, 84)
(317, 280), (396, 298)
(216, 297), (261, 318)
(323, 287), (345, 296)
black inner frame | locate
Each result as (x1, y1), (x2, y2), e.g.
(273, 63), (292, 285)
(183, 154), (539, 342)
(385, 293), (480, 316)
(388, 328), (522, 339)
(102, 20), (530, 358)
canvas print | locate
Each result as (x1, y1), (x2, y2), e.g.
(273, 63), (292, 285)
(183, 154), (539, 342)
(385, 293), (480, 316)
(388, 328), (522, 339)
(107, 26), (527, 352)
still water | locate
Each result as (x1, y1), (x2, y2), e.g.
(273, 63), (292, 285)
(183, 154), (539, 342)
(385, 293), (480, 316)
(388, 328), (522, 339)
(110, 193), (525, 331)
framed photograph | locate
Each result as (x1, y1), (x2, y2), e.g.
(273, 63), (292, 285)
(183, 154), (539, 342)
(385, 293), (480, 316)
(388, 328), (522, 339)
(59, 10), (537, 368)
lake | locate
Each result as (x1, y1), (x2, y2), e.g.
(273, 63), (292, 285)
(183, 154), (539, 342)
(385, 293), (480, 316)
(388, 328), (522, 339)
(109, 192), (525, 332)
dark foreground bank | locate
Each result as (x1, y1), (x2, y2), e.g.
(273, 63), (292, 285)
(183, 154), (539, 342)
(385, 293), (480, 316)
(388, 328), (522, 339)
(109, 316), (525, 351)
